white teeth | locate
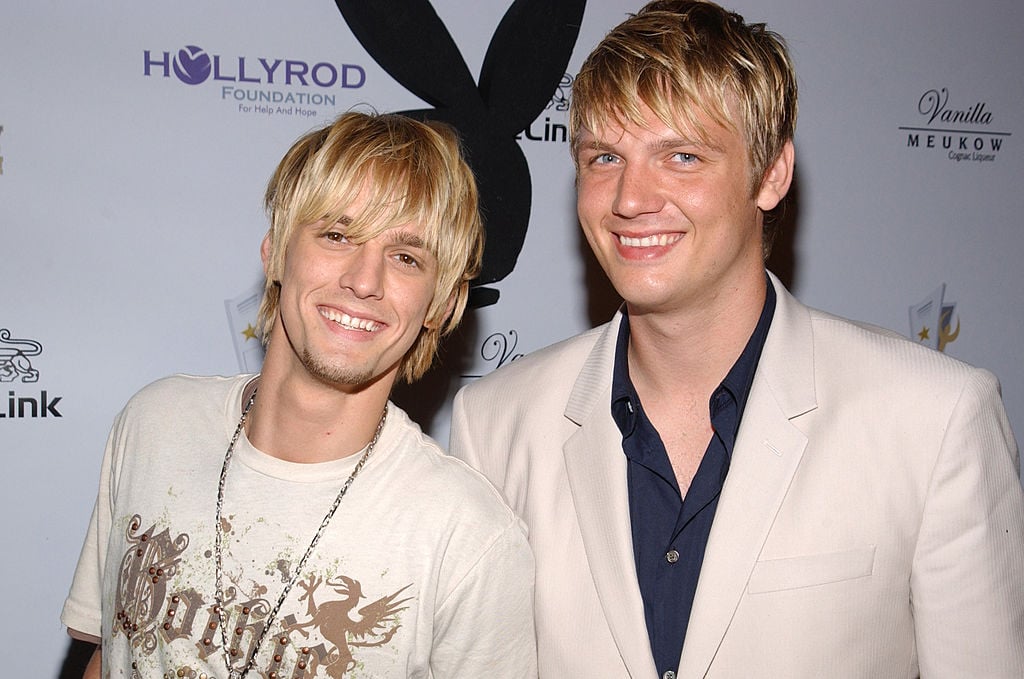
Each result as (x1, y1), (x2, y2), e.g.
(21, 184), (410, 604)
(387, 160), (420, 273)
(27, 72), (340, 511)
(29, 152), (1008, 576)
(618, 233), (682, 247)
(319, 308), (380, 332)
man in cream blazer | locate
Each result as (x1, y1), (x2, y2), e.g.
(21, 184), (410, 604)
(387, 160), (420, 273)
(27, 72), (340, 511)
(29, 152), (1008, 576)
(453, 273), (1024, 677)
(450, 1), (1024, 677)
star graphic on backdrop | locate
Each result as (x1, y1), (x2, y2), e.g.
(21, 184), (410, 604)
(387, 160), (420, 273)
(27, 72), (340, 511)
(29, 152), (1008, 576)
(917, 326), (930, 342)
(241, 324), (257, 341)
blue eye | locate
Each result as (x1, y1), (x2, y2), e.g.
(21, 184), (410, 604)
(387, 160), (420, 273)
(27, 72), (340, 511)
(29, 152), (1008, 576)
(673, 152), (698, 163)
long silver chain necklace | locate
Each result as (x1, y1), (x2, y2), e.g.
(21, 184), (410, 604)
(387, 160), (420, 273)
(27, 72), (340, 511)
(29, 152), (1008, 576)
(214, 385), (388, 679)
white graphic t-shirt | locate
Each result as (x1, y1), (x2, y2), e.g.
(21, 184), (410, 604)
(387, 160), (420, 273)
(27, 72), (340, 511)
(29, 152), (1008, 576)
(62, 374), (535, 678)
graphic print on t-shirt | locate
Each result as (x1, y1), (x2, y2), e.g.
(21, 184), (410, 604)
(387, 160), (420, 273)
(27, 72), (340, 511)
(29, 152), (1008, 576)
(283, 574), (413, 675)
(112, 514), (414, 678)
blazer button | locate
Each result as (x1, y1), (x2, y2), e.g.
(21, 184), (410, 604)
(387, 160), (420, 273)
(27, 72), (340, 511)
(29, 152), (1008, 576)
(663, 671), (677, 679)
(665, 549), (680, 564)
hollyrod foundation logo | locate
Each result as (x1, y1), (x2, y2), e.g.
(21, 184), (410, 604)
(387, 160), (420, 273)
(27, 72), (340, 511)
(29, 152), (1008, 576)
(900, 88), (1011, 164)
(143, 45), (367, 118)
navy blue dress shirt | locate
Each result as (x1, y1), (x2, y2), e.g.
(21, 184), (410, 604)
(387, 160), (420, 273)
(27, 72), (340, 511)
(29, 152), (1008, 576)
(610, 282), (776, 678)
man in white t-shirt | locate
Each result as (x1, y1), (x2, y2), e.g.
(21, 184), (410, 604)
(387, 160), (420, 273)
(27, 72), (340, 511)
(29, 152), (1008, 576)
(62, 111), (536, 679)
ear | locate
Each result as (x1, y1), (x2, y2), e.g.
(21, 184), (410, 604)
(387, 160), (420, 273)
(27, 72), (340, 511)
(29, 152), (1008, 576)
(260, 232), (272, 276)
(756, 140), (795, 212)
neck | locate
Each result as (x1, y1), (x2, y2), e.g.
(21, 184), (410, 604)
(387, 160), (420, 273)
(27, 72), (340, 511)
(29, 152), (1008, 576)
(244, 366), (393, 464)
(626, 273), (767, 398)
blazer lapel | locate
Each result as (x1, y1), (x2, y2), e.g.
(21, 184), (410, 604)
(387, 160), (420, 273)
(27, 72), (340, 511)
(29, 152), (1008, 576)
(563, 313), (659, 678)
(678, 274), (818, 676)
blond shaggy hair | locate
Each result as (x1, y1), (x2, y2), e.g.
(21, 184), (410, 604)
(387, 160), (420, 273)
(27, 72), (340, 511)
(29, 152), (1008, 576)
(570, 0), (797, 255)
(259, 111), (483, 383)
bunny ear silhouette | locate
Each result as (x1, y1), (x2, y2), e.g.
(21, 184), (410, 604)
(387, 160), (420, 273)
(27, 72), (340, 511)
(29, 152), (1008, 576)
(335, 0), (587, 308)
(335, 0), (482, 112)
(480, 0), (586, 133)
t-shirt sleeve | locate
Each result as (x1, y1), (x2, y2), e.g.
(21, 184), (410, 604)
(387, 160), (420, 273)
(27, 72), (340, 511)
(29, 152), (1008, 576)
(429, 516), (537, 678)
(61, 407), (127, 639)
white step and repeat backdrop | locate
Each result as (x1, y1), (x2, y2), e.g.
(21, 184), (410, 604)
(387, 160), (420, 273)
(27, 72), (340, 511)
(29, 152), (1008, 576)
(2, 1), (1021, 675)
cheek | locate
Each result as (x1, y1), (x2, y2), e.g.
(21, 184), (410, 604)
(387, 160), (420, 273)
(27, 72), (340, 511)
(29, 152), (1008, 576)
(283, 252), (330, 288)
(689, 179), (746, 221)
(577, 178), (609, 213)
(576, 204), (605, 239)
(581, 226), (604, 256)
(391, 274), (438, 323)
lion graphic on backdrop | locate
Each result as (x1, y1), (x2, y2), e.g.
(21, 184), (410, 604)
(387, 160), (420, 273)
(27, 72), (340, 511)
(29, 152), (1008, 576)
(0, 328), (42, 383)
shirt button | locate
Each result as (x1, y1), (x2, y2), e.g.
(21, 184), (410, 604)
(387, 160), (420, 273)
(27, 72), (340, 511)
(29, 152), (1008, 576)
(665, 549), (679, 564)
(663, 671), (676, 679)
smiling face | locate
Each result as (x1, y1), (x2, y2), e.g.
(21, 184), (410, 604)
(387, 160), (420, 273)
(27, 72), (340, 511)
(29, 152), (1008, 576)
(575, 101), (792, 317)
(262, 197), (442, 393)
(259, 112), (484, 384)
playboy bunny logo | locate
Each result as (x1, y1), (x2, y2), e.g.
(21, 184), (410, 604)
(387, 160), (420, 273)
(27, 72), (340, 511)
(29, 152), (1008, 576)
(335, 0), (587, 307)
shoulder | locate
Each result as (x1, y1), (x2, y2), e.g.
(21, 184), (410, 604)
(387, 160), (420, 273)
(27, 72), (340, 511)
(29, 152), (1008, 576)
(767, 280), (1004, 429)
(794, 306), (1008, 434)
(115, 373), (252, 432)
(771, 278), (988, 393)
(378, 406), (533, 573)
(808, 308), (986, 386)
(381, 404), (524, 523)
(126, 373), (250, 409)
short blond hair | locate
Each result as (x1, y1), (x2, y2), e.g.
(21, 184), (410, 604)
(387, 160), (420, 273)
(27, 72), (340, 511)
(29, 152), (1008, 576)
(570, 0), (797, 254)
(259, 111), (484, 383)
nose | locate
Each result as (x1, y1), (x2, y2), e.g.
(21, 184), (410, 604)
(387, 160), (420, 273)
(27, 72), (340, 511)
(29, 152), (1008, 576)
(338, 242), (385, 299)
(612, 161), (664, 219)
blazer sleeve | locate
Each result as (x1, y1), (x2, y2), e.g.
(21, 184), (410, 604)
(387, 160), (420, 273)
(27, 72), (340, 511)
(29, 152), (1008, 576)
(449, 386), (509, 495)
(911, 367), (1024, 677)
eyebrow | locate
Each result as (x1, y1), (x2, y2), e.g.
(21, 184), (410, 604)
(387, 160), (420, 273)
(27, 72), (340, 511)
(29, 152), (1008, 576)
(329, 215), (432, 253)
(578, 133), (723, 156)
(385, 229), (429, 251)
(651, 136), (712, 152)
(577, 137), (615, 154)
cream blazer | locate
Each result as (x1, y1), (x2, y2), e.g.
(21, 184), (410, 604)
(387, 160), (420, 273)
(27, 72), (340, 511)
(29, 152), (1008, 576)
(450, 273), (1024, 678)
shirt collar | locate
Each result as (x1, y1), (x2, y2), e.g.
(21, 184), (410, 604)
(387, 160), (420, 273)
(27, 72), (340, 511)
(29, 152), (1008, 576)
(719, 279), (776, 424)
(610, 277), (776, 438)
(610, 309), (637, 436)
